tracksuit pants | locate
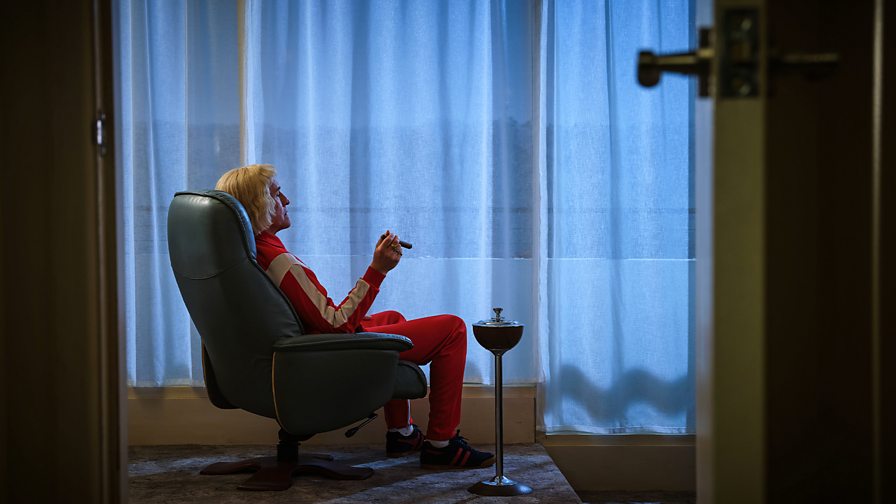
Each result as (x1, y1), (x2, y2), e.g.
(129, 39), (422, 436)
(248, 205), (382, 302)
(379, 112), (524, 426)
(362, 310), (467, 441)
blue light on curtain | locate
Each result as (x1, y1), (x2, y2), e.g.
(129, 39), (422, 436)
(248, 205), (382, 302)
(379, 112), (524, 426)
(116, 0), (694, 434)
(115, 0), (240, 386)
(537, 0), (694, 433)
(243, 0), (539, 384)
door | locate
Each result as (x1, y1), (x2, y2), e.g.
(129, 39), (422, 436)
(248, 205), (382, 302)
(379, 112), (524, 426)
(710, 0), (891, 501)
(642, 0), (892, 501)
(0, 0), (123, 502)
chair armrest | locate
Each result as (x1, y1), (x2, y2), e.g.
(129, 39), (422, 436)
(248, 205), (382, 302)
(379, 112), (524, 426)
(272, 332), (412, 352)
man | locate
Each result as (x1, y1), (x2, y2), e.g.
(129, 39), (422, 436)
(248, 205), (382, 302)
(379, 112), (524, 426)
(215, 164), (494, 469)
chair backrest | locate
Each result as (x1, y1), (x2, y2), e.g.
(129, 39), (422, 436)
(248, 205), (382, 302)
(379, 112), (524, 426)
(167, 190), (303, 418)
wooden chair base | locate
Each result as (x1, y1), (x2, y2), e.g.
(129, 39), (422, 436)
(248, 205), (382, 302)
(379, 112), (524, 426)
(199, 429), (373, 491)
(200, 454), (374, 491)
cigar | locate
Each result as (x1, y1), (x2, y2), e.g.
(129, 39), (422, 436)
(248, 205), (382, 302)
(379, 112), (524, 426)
(382, 233), (413, 249)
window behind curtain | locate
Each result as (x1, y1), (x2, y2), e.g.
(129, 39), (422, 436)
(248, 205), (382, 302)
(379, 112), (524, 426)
(116, 0), (694, 434)
(243, 0), (539, 385)
(538, 0), (694, 434)
(116, 0), (240, 385)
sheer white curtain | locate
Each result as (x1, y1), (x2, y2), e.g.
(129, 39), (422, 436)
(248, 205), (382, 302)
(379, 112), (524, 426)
(115, 0), (240, 385)
(243, 0), (538, 384)
(116, 0), (694, 433)
(537, 1), (695, 434)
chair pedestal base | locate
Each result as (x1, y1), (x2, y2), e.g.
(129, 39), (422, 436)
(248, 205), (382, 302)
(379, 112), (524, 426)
(199, 429), (373, 491)
(200, 454), (374, 491)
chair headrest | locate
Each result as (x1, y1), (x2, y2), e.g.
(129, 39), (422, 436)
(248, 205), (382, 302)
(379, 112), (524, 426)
(168, 190), (257, 279)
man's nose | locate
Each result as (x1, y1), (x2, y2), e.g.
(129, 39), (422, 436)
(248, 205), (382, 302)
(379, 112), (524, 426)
(281, 194), (290, 205)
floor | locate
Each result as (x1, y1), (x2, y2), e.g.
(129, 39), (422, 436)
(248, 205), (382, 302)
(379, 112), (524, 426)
(577, 491), (696, 504)
(129, 443), (582, 503)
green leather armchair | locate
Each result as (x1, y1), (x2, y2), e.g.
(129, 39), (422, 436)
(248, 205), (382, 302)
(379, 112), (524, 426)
(167, 190), (427, 491)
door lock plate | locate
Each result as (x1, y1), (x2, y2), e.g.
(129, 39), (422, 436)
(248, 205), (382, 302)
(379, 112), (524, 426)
(720, 9), (760, 98)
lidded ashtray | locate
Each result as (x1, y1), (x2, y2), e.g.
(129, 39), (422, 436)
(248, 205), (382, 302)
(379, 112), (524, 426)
(468, 307), (532, 497)
(472, 307), (524, 355)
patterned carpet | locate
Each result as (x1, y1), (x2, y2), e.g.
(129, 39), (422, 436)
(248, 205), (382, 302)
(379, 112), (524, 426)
(129, 443), (582, 503)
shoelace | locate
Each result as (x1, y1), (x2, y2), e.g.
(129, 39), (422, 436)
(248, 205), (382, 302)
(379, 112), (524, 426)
(451, 430), (471, 449)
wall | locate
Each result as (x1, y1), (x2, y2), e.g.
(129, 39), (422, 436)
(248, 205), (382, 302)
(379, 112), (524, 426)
(128, 385), (535, 446)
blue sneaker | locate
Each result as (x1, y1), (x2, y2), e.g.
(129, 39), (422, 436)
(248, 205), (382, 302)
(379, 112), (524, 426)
(386, 424), (425, 458)
(420, 430), (495, 469)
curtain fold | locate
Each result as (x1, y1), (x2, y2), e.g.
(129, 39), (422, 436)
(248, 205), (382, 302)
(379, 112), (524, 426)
(116, 0), (694, 433)
(116, 0), (240, 386)
(244, 0), (538, 384)
(538, 0), (694, 433)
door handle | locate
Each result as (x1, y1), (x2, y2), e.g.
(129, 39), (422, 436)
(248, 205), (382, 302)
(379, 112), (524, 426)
(638, 9), (840, 99)
(639, 10), (760, 98)
(771, 52), (839, 79)
(638, 28), (714, 97)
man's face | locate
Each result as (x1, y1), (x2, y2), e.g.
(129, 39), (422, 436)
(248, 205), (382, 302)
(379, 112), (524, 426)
(267, 178), (291, 234)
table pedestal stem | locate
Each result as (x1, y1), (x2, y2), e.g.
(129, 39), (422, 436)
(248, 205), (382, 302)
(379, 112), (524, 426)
(495, 353), (504, 478)
(467, 352), (532, 496)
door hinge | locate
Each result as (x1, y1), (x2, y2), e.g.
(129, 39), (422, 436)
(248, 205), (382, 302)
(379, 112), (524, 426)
(95, 112), (107, 156)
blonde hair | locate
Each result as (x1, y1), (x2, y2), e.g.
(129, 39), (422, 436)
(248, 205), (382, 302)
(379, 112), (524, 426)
(215, 164), (277, 234)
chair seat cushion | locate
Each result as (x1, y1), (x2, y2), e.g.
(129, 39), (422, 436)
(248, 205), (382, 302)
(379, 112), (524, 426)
(394, 360), (427, 399)
(273, 332), (412, 352)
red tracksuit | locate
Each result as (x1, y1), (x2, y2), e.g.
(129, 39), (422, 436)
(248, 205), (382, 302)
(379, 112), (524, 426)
(254, 231), (466, 441)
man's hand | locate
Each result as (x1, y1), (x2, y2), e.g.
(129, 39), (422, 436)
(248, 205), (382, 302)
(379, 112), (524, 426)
(371, 230), (402, 274)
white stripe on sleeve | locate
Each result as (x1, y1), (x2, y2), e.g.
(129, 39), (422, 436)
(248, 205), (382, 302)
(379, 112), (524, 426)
(287, 264), (371, 328)
(265, 253), (294, 286)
